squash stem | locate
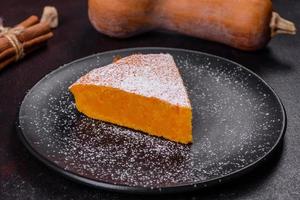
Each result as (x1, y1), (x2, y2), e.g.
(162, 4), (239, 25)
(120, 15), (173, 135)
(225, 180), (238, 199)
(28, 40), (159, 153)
(270, 12), (296, 37)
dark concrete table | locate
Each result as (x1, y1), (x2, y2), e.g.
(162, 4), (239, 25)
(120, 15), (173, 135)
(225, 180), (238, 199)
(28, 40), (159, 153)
(1, 0), (299, 199)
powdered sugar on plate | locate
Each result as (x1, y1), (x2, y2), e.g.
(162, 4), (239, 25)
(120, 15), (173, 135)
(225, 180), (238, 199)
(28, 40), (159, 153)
(19, 49), (285, 190)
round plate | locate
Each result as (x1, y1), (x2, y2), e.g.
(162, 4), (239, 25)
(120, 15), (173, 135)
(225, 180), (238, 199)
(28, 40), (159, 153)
(18, 48), (286, 193)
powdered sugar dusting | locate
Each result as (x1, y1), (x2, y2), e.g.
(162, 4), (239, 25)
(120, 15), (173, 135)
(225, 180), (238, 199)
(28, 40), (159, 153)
(71, 54), (190, 107)
(19, 49), (285, 190)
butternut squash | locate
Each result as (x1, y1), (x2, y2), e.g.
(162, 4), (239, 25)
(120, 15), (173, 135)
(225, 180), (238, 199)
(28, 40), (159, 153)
(88, 0), (296, 51)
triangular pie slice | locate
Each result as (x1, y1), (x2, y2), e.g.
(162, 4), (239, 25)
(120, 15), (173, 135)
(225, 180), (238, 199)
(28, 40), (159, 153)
(69, 54), (192, 144)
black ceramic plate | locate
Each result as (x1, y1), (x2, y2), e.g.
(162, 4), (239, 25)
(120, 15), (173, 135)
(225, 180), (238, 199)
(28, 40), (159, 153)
(18, 48), (286, 193)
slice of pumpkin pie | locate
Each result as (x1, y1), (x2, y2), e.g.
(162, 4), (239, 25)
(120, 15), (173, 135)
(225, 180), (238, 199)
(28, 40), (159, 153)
(69, 54), (192, 144)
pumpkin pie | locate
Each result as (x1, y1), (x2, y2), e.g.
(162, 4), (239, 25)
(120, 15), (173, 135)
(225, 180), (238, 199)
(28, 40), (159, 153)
(69, 54), (192, 144)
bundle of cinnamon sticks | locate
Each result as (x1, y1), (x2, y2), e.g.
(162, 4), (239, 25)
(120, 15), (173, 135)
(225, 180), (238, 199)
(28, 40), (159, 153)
(0, 6), (58, 71)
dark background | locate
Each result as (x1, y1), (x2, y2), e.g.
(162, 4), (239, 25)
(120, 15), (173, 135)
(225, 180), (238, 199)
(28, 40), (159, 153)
(0, 0), (299, 199)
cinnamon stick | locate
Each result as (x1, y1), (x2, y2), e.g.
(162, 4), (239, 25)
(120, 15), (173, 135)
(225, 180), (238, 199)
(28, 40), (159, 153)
(23, 32), (53, 51)
(15, 15), (39, 28)
(0, 41), (48, 70)
(0, 47), (15, 60)
(0, 15), (39, 52)
(0, 6), (58, 71)
(0, 32), (53, 61)
(0, 22), (51, 52)
(0, 56), (15, 71)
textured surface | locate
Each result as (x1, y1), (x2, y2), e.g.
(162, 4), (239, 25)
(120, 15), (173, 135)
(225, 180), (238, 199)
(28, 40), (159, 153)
(71, 54), (190, 107)
(18, 48), (285, 192)
(0, 0), (300, 199)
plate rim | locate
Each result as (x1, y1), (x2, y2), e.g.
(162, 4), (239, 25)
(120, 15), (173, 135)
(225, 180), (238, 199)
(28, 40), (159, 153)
(17, 47), (287, 194)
